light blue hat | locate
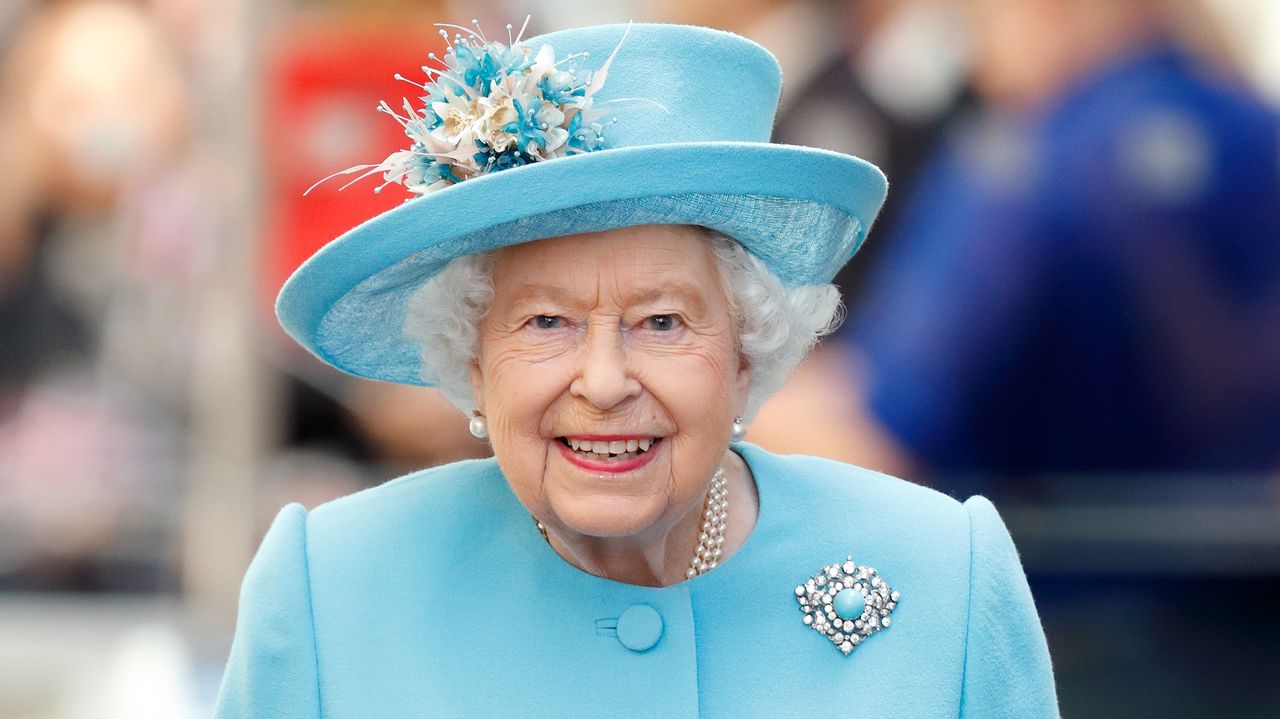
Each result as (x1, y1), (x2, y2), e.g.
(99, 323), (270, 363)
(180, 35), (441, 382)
(277, 22), (887, 385)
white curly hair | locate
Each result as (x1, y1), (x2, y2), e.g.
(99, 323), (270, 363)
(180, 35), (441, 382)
(403, 227), (843, 420)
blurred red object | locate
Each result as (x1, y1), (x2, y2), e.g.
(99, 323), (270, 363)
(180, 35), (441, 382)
(260, 21), (444, 330)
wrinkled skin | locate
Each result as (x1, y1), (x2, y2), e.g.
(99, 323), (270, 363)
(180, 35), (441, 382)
(469, 224), (758, 586)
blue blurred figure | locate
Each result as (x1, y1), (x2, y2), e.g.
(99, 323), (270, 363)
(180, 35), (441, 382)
(847, 0), (1280, 479)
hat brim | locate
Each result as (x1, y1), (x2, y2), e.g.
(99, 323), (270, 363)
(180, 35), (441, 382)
(277, 141), (887, 385)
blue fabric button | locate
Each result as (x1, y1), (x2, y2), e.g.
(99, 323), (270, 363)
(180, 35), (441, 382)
(834, 588), (865, 620)
(616, 605), (664, 652)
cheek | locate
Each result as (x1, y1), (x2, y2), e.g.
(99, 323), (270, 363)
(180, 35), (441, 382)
(637, 346), (739, 510)
(639, 341), (741, 436)
(477, 344), (572, 500)
(479, 338), (566, 431)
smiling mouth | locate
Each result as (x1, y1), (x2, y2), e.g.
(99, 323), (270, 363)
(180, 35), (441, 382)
(557, 436), (663, 462)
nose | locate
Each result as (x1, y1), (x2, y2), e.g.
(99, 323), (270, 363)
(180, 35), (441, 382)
(570, 321), (642, 410)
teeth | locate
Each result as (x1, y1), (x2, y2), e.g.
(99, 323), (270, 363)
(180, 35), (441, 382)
(563, 437), (659, 456)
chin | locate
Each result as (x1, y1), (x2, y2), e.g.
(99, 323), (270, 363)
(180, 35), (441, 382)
(549, 492), (668, 539)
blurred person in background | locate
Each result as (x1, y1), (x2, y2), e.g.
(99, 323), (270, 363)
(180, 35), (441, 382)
(0, 0), (198, 593)
(759, 0), (1280, 483)
(753, 0), (1280, 715)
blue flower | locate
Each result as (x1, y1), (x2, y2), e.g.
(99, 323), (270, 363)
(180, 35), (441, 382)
(403, 143), (464, 186)
(377, 144), (442, 193)
(405, 115), (435, 141)
(418, 87), (448, 130)
(501, 98), (567, 154)
(434, 161), (465, 184)
(566, 111), (607, 153)
(406, 144), (434, 174)
(537, 70), (588, 106)
(473, 139), (533, 173)
(452, 40), (531, 95)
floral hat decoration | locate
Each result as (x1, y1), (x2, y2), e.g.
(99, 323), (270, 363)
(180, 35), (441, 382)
(308, 18), (625, 198)
(279, 20), (888, 385)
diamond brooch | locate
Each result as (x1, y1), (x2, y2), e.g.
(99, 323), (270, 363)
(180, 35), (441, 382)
(794, 556), (899, 656)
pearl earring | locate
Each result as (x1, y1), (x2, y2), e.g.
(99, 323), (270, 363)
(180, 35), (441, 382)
(730, 416), (748, 442)
(468, 412), (488, 439)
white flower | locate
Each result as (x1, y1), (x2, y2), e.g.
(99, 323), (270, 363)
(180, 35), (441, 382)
(430, 92), (483, 145)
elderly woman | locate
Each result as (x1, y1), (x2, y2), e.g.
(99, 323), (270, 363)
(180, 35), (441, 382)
(215, 22), (1058, 718)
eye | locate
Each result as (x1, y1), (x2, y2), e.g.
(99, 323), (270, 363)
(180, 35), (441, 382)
(645, 314), (681, 332)
(531, 315), (563, 330)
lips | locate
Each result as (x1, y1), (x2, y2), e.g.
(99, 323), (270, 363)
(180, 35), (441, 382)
(556, 435), (663, 472)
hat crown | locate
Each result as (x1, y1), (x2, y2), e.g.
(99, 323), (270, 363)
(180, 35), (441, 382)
(524, 23), (783, 147)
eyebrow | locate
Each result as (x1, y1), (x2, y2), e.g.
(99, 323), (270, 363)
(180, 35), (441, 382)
(506, 284), (583, 308)
(627, 283), (709, 314)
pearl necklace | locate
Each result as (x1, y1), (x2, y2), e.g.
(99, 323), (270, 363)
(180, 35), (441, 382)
(533, 466), (729, 580)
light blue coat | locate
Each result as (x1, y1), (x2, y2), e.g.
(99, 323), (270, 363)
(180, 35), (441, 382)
(214, 444), (1058, 717)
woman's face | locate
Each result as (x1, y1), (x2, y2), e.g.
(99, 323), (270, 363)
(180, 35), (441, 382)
(471, 224), (750, 541)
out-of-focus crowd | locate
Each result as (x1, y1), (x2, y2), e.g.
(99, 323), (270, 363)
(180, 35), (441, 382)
(1, 0), (1277, 716)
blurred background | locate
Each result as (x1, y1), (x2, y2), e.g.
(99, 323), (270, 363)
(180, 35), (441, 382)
(0, 0), (1277, 716)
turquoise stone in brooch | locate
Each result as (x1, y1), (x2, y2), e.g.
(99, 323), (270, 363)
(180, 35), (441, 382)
(794, 556), (898, 655)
